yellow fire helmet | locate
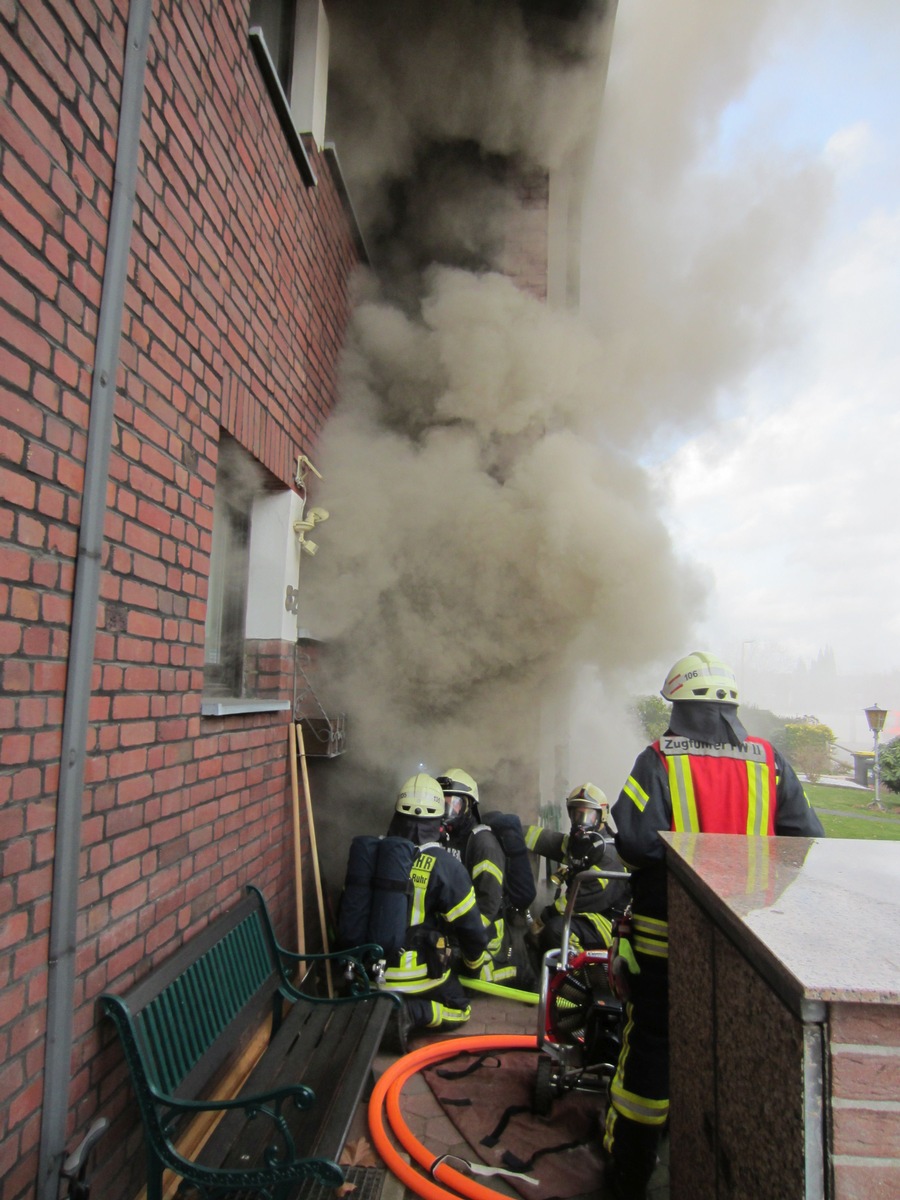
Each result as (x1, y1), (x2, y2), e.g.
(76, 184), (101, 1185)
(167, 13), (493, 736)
(395, 772), (444, 818)
(437, 767), (480, 828)
(661, 651), (739, 704)
(435, 768), (479, 805)
(566, 782), (609, 829)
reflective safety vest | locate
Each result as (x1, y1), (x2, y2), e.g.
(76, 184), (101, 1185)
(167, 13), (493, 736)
(654, 735), (776, 836)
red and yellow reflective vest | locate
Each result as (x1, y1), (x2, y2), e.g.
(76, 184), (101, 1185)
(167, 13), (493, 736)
(652, 735), (776, 837)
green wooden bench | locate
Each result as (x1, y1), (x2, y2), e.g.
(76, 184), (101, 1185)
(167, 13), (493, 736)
(100, 884), (399, 1200)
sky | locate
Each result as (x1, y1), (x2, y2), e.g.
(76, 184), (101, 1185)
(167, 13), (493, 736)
(581, 0), (900, 692)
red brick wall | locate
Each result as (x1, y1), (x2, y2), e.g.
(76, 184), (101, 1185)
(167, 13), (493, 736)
(829, 1003), (900, 1200)
(0, 1), (359, 1196)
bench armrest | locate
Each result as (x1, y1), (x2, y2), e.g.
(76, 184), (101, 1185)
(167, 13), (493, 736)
(246, 885), (399, 1003)
(158, 1080), (317, 1119)
(153, 1082), (339, 1185)
(156, 1085), (346, 1193)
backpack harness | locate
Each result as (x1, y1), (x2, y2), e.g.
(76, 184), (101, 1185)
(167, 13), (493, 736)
(338, 835), (442, 958)
(468, 811), (537, 912)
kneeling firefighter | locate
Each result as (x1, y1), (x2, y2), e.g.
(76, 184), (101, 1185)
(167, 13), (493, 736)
(439, 768), (537, 989)
(337, 772), (491, 1037)
(525, 782), (629, 967)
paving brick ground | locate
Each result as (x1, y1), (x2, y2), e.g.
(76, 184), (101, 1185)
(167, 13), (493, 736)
(345, 988), (670, 1200)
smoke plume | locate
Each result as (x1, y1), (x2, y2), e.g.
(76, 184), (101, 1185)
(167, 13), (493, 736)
(300, 0), (706, 828)
(304, 1), (832, 827)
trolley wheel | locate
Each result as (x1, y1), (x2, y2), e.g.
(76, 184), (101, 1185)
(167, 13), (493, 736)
(533, 1054), (556, 1117)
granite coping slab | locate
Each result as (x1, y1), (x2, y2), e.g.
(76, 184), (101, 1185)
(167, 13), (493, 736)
(661, 833), (900, 1018)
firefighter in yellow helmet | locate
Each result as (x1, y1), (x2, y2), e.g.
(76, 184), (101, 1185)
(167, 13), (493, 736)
(524, 782), (629, 970)
(602, 652), (824, 1200)
(378, 772), (491, 1037)
(438, 768), (534, 988)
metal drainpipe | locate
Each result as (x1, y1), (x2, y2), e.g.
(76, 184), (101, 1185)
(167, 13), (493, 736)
(37, 2), (153, 1196)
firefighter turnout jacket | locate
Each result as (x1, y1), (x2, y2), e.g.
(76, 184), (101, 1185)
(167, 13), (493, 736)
(382, 840), (490, 996)
(603, 732), (825, 1172)
(525, 824), (629, 948)
(445, 824), (515, 981)
(616, 735), (823, 862)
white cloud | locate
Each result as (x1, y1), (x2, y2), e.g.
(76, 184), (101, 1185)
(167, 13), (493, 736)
(824, 121), (879, 176)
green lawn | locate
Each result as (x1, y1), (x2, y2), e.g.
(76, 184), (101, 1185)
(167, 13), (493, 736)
(803, 781), (900, 840)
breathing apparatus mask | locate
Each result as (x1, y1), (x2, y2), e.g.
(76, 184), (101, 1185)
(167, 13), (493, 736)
(442, 792), (469, 832)
(550, 791), (608, 887)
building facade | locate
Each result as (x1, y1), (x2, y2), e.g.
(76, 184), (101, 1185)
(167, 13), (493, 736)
(1, 1), (360, 1196)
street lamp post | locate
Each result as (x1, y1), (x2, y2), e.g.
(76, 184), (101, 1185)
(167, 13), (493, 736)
(864, 703), (888, 811)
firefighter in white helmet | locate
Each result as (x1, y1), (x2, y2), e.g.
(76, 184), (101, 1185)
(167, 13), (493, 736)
(525, 782), (629, 967)
(438, 768), (534, 988)
(602, 652), (824, 1200)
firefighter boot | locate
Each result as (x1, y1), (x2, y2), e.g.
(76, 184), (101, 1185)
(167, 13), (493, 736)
(602, 1159), (653, 1200)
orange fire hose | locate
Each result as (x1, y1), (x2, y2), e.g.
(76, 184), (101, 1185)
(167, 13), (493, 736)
(368, 1034), (538, 1200)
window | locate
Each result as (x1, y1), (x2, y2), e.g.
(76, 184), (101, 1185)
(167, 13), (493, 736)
(250, 0), (298, 96)
(204, 436), (259, 697)
(203, 435), (307, 714)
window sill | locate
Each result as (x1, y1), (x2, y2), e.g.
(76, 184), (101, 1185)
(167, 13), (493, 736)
(201, 698), (292, 717)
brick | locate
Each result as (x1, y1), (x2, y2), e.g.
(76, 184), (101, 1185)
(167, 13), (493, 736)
(112, 830), (150, 868)
(833, 1159), (900, 1200)
(100, 860), (142, 897)
(0, 734), (31, 765)
(833, 1104), (900, 1157)
(831, 1004), (900, 1048)
(0, 229), (58, 304)
(0, 910), (29, 952)
(0, 466), (36, 509)
(10, 588), (40, 621)
(832, 1047), (900, 1103)
(0, 622), (23, 654)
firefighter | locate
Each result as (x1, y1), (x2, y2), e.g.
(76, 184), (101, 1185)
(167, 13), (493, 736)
(381, 772), (491, 1035)
(437, 768), (525, 985)
(602, 651), (825, 1200)
(524, 783), (629, 968)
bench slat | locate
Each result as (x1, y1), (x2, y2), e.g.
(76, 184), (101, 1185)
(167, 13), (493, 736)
(198, 993), (393, 1175)
(135, 909), (278, 1096)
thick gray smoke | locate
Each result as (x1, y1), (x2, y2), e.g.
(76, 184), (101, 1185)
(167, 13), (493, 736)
(303, 0), (705, 825)
(325, 0), (616, 290)
(306, 268), (702, 770)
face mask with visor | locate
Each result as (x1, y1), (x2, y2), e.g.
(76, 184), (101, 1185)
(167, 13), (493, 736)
(443, 794), (467, 829)
(568, 803), (603, 833)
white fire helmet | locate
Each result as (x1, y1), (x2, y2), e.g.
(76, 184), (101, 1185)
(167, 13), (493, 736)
(566, 782), (609, 830)
(395, 773), (444, 819)
(661, 651), (739, 704)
